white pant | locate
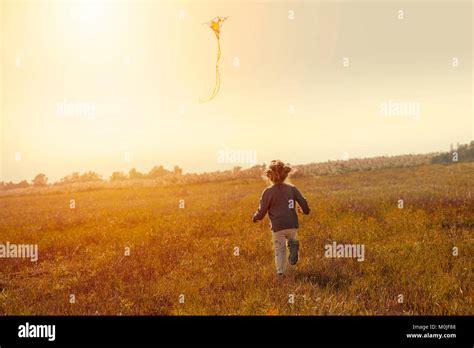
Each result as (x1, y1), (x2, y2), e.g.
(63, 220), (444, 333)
(272, 228), (297, 274)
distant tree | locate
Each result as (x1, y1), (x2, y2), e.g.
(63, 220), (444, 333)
(432, 141), (474, 164)
(129, 168), (144, 179)
(80, 171), (102, 182)
(173, 165), (183, 176)
(60, 172), (79, 184)
(0, 180), (32, 190)
(32, 173), (48, 187)
(110, 171), (127, 181)
(71, 172), (81, 182)
(59, 171), (102, 184)
(245, 164), (266, 178)
(148, 165), (169, 178)
(59, 175), (70, 184)
(17, 180), (30, 188)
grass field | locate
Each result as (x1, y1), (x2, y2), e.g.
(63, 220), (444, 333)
(0, 163), (472, 315)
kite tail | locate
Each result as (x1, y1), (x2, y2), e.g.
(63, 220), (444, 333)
(200, 37), (222, 102)
(212, 38), (221, 99)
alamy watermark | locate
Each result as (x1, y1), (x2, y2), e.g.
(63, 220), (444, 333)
(217, 146), (257, 166)
(324, 241), (365, 262)
(0, 242), (38, 262)
(380, 99), (420, 120)
(56, 99), (96, 120)
(18, 322), (55, 341)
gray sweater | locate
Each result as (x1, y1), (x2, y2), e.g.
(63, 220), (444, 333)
(252, 183), (310, 232)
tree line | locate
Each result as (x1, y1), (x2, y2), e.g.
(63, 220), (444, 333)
(431, 141), (474, 164)
(0, 165), (266, 191)
(1, 142), (472, 191)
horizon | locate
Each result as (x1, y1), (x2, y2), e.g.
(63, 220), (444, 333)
(0, 144), (459, 184)
(1, 0), (472, 183)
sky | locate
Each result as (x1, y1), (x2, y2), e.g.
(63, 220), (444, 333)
(0, 0), (472, 182)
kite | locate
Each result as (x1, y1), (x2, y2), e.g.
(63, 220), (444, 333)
(200, 16), (228, 102)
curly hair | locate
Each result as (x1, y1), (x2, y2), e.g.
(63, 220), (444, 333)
(265, 160), (292, 183)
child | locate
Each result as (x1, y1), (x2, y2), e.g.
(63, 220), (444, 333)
(252, 160), (310, 275)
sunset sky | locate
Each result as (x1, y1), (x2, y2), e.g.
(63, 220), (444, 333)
(0, 0), (472, 182)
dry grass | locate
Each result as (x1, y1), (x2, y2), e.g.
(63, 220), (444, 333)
(0, 163), (472, 315)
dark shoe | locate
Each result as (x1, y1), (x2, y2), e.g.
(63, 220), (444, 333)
(288, 239), (299, 265)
